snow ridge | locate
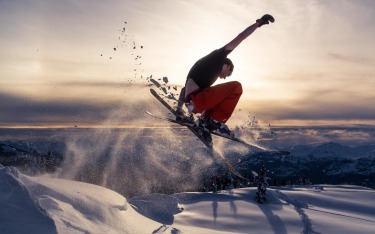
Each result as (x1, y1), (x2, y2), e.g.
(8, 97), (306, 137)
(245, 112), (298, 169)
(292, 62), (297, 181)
(274, 189), (320, 234)
(0, 166), (57, 234)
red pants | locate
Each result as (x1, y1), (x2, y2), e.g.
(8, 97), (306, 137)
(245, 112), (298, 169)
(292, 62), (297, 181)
(189, 81), (243, 123)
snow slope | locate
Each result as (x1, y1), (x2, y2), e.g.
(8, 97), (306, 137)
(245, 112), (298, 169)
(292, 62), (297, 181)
(132, 186), (375, 234)
(2, 165), (374, 234)
(0, 165), (160, 234)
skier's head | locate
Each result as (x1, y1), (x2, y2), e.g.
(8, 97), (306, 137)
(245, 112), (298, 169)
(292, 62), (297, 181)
(220, 58), (234, 79)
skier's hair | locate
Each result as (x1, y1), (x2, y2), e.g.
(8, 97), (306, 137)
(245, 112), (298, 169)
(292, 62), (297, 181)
(224, 58), (234, 75)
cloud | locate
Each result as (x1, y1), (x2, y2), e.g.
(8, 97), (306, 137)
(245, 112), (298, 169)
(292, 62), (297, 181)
(0, 92), (109, 126)
(328, 52), (373, 65)
(1, 0), (374, 127)
(247, 89), (375, 122)
(0, 84), (158, 127)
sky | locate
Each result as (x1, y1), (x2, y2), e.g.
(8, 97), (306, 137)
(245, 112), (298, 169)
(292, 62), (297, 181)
(0, 0), (375, 127)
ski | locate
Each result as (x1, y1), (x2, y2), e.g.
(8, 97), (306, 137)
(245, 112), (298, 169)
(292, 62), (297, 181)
(146, 110), (289, 156)
(148, 88), (248, 180)
(149, 89), (213, 148)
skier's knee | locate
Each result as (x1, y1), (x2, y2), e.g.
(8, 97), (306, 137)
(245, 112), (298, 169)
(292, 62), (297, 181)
(232, 81), (242, 96)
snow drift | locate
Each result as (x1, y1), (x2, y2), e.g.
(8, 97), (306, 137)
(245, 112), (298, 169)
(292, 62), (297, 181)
(0, 165), (160, 234)
(1, 165), (375, 234)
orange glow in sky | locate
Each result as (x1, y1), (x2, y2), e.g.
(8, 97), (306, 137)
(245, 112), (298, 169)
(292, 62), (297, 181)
(1, 0), (374, 128)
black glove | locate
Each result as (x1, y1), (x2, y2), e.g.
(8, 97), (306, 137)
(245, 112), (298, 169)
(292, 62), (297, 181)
(256, 14), (275, 27)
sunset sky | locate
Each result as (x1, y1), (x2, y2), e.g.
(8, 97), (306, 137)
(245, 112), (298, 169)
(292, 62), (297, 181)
(1, 0), (374, 127)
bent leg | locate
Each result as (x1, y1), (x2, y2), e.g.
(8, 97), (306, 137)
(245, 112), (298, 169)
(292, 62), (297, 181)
(191, 81), (243, 123)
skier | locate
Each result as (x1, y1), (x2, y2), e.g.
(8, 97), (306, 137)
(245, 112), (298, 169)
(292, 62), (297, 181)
(176, 14), (274, 137)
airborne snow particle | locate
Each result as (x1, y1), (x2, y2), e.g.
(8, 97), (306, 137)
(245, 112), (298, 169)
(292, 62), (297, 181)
(149, 78), (161, 88)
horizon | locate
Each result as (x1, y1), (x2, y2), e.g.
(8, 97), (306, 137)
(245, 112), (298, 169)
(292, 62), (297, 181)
(2, 122), (375, 129)
(2, 124), (374, 148)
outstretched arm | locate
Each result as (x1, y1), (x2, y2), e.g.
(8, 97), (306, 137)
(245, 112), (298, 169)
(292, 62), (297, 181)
(224, 22), (259, 51)
(225, 14), (275, 51)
